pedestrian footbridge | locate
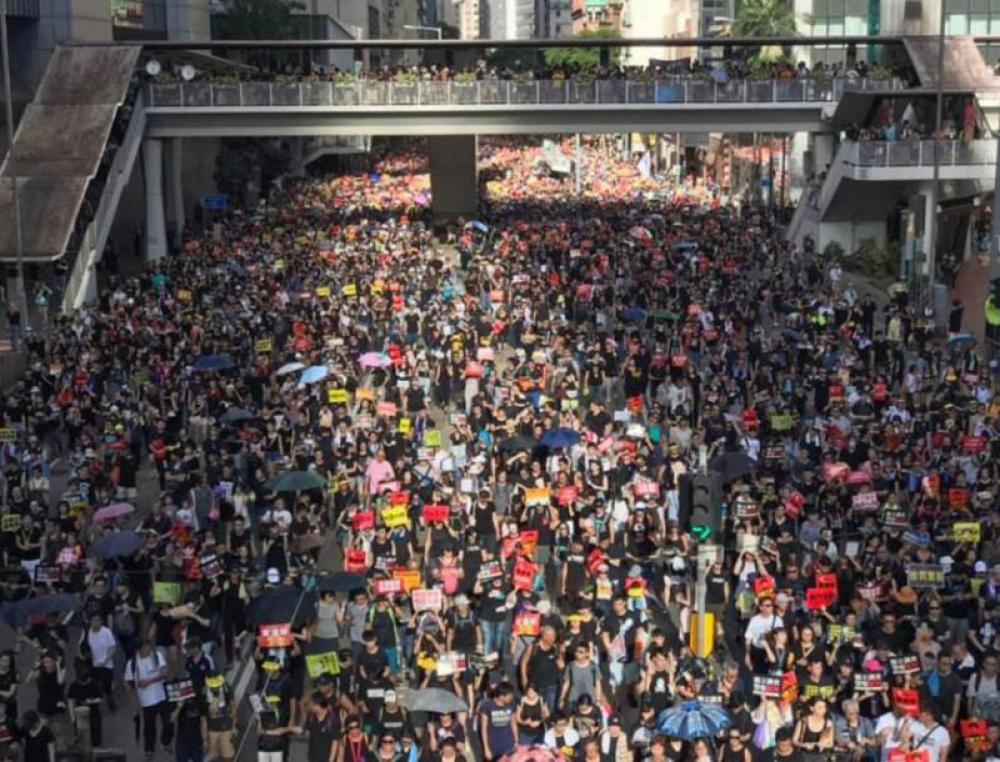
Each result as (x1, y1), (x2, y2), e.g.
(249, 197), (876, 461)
(142, 77), (897, 138)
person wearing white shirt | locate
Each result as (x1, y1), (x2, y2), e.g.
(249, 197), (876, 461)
(875, 707), (925, 762)
(84, 614), (117, 711)
(913, 706), (950, 762)
(744, 598), (783, 672)
(124, 639), (174, 761)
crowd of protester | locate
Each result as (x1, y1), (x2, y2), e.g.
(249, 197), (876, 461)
(0, 136), (995, 762)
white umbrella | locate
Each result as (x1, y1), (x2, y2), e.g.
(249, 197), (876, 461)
(276, 362), (306, 377)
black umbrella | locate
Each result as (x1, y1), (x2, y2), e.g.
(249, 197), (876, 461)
(249, 586), (316, 627)
(219, 407), (254, 425)
(316, 572), (367, 594)
(708, 452), (756, 484)
(498, 435), (540, 453)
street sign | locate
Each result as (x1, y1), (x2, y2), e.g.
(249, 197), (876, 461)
(202, 194), (229, 211)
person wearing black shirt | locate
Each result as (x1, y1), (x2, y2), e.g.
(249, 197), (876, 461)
(67, 664), (104, 749)
(305, 692), (340, 762)
(20, 711), (55, 762)
(173, 696), (207, 762)
(763, 726), (804, 762)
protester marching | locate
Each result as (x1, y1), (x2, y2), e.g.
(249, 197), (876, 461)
(0, 135), (992, 762)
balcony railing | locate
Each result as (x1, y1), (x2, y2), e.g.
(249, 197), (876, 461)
(146, 77), (904, 109)
(847, 139), (998, 168)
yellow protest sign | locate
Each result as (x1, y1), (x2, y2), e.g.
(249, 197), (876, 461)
(343, 283), (358, 297)
(423, 430), (442, 448)
(153, 581), (181, 605)
(0, 429), (16, 443)
(315, 286), (331, 298)
(953, 522), (981, 544)
(327, 389), (348, 404)
(381, 506), (409, 528)
(356, 388), (376, 402)
(176, 289), (192, 303)
(398, 418), (412, 435)
(392, 568), (422, 592)
(273, 259), (285, 271)
(0, 514), (19, 532)
(525, 488), (551, 507)
(255, 338), (273, 354)
(306, 652), (341, 678)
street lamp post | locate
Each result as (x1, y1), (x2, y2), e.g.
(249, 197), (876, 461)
(922, 0), (947, 319)
(0, 0), (27, 340)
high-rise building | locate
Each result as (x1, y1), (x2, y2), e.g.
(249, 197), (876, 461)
(488, 0), (536, 38)
(621, 0), (698, 66)
(455, 0), (481, 38)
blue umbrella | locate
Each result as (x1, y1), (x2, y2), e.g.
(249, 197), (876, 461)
(657, 701), (731, 740)
(0, 594), (80, 628)
(623, 306), (648, 322)
(299, 365), (329, 386)
(946, 333), (976, 349)
(193, 354), (234, 372)
(92, 531), (144, 559)
(541, 427), (581, 449)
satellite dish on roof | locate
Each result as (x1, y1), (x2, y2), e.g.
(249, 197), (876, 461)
(145, 59), (162, 77)
(180, 64), (197, 81)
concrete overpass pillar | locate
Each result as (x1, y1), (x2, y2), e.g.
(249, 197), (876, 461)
(812, 133), (835, 175)
(143, 139), (168, 263)
(165, 138), (185, 245)
(428, 135), (478, 224)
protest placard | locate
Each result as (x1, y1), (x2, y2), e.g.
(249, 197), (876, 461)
(306, 652), (341, 678)
(153, 581), (181, 605)
(258, 623), (293, 648)
(412, 588), (443, 611)
(906, 563), (945, 589)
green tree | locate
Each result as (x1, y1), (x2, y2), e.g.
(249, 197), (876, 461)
(732, 0), (797, 38)
(544, 28), (623, 70)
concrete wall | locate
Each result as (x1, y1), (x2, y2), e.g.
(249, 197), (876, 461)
(428, 134), (477, 222)
(818, 219), (887, 254)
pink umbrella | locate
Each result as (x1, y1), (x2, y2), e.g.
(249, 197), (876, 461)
(502, 746), (562, 762)
(93, 502), (135, 524)
(358, 352), (391, 369)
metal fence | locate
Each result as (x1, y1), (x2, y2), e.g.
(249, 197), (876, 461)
(146, 76), (904, 109)
(851, 139), (997, 168)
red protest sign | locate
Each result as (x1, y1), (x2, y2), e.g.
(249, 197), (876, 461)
(962, 435), (988, 454)
(513, 560), (537, 591)
(781, 670), (798, 704)
(846, 470), (871, 486)
(948, 488), (968, 509)
(352, 511), (375, 531)
(258, 623), (293, 648)
(557, 486), (578, 506)
(754, 576), (775, 598)
(388, 491), (410, 507)
(784, 491), (804, 519)
(816, 573), (838, 593)
(829, 384), (845, 401)
(513, 611), (541, 636)
(345, 550), (367, 573)
(892, 688), (920, 717)
(806, 586), (837, 610)
(422, 504), (449, 523)
(961, 719), (990, 751)
(518, 530), (539, 557)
